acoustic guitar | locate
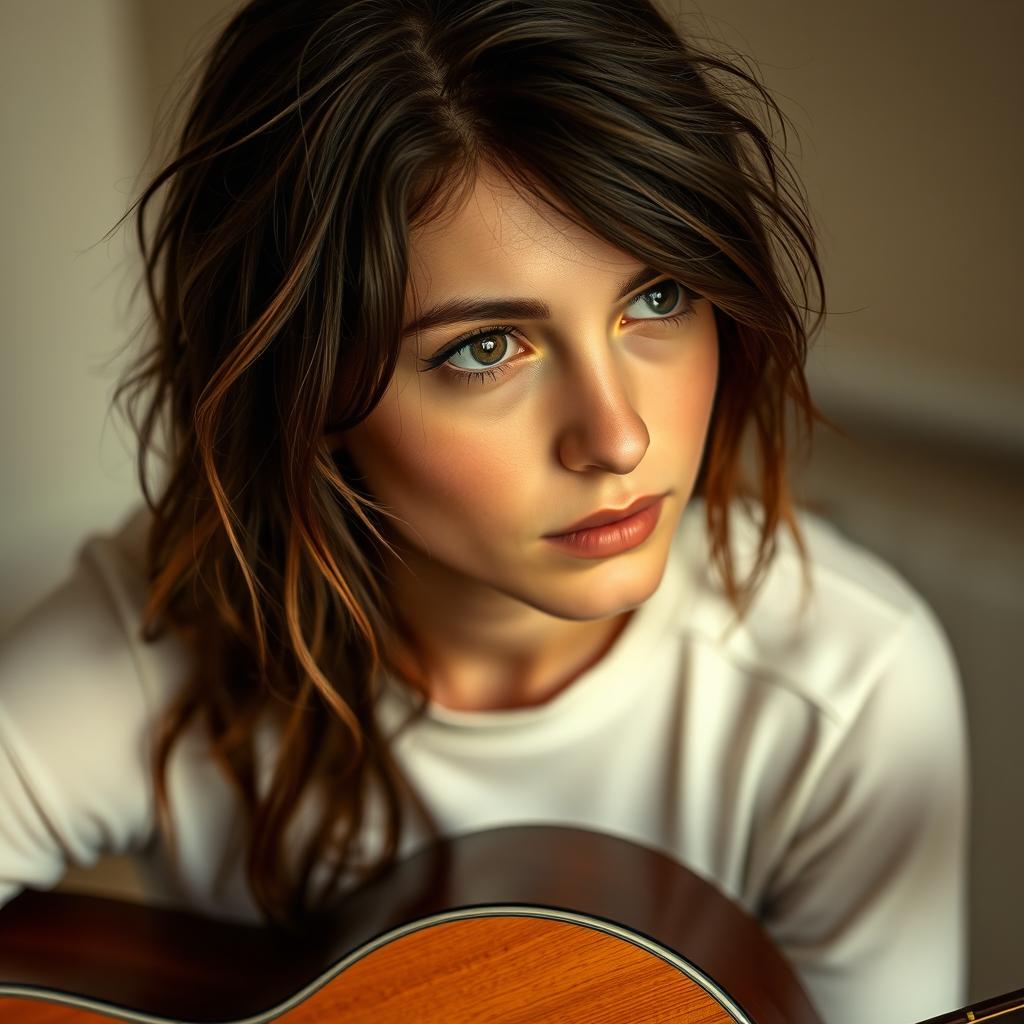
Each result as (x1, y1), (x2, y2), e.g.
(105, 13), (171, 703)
(0, 824), (1019, 1023)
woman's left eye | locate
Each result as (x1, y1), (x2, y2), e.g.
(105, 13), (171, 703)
(419, 277), (698, 387)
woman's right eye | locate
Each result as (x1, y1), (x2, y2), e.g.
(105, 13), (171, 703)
(445, 328), (524, 371)
(434, 327), (527, 386)
(416, 320), (525, 374)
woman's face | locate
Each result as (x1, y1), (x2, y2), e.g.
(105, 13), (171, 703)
(341, 164), (719, 626)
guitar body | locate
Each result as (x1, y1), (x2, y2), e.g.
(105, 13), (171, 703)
(0, 824), (824, 1023)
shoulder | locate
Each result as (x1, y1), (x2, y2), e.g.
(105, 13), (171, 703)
(0, 504), (189, 721)
(0, 506), (151, 725)
(670, 496), (963, 731)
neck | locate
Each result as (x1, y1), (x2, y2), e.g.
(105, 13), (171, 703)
(377, 545), (635, 712)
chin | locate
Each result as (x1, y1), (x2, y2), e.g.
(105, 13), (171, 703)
(525, 558), (667, 622)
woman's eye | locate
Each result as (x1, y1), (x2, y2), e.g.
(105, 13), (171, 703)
(623, 278), (692, 320)
(446, 330), (524, 377)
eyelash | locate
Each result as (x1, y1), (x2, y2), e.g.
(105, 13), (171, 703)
(418, 278), (700, 387)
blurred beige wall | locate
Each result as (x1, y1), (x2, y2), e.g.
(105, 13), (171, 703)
(691, 0), (1023, 454)
(2, 0), (1021, 1008)
(0, 0), (150, 630)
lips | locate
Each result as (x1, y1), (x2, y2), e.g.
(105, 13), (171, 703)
(547, 493), (665, 536)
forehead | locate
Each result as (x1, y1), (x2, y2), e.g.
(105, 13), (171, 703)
(404, 164), (640, 309)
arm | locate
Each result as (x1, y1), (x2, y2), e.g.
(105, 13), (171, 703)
(0, 552), (155, 911)
(760, 595), (970, 1024)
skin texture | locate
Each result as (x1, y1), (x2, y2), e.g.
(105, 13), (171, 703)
(340, 163), (719, 711)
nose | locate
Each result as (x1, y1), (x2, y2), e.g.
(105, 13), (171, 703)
(554, 341), (650, 475)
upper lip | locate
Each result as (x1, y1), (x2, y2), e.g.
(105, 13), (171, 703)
(547, 492), (666, 536)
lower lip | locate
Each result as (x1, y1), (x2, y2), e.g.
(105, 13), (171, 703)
(544, 497), (666, 558)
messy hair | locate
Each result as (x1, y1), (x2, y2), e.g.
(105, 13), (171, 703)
(107, 0), (835, 933)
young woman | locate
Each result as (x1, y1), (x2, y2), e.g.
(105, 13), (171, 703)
(0, 1), (969, 1022)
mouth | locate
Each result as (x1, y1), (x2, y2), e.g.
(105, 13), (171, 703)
(545, 492), (667, 536)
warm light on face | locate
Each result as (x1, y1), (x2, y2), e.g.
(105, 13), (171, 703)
(340, 163), (719, 625)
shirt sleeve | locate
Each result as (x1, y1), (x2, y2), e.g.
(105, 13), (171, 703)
(759, 594), (970, 1024)
(0, 547), (156, 912)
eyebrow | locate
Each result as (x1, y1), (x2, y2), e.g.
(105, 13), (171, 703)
(401, 264), (667, 337)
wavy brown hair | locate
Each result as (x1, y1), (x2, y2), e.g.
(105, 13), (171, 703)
(106, 0), (839, 934)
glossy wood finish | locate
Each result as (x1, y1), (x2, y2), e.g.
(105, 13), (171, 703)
(0, 1001), (111, 1022)
(284, 915), (737, 1023)
(0, 824), (823, 1023)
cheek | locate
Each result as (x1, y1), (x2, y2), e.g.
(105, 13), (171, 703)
(343, 387), (519, 528)
(652, 329), (719, 447)
(690, 333), (719, 426)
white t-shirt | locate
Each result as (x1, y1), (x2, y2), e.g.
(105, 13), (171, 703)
(0, 496), (969, 1024)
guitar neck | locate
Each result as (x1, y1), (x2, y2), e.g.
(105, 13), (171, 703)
(914, 986), (1024, 1023)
